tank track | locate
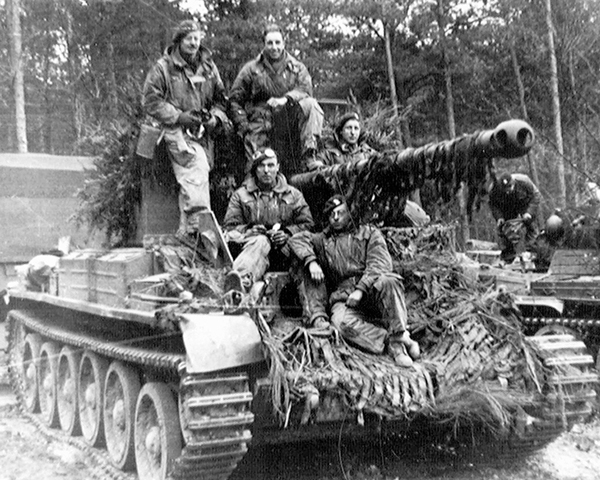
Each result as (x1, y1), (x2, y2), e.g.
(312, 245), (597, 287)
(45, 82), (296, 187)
(508, 333), (598, 454)
(523, 316), (600, 330)
(7, 309), (254, 480)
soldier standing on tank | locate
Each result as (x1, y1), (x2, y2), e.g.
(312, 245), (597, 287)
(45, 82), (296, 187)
(229, 24), (324, 174)
(222, 147), (313, 292)
(489, 172), (542, 263)
(142, 20), (230, 240)
(288, 195), (420, 367)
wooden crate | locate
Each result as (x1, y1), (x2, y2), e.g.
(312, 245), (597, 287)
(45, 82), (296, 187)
(92, 249), (153, 308)
(57, 249), (104, 302)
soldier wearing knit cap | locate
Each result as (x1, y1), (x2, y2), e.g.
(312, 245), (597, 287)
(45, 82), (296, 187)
(142, 19), (230, 239)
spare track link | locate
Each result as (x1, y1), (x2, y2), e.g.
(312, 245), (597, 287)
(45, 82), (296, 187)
(173, 373), (254, 480)
(7, 309), (255, 480)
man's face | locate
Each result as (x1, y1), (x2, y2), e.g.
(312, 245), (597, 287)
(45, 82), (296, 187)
(255, 156), (279, 187)
(180, 31), (201, 57)
(264, 31), (285, 61)
(329, 203), (352, 231)
(341, 119), (361, 146)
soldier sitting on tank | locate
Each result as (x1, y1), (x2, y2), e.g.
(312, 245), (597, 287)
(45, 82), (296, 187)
(288, 195), (420, 367)
(229, 23), (324, 174)
(222, 147), (313, 293)
(489, 172), (542, 264)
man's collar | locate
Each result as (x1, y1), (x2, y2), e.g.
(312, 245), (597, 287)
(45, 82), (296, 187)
(169, 44), (211, 69)
(258, 50), (289, 66)
(244, 173), (289, 194)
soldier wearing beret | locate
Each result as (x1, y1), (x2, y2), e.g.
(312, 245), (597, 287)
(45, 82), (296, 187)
(289, 195), (420, 367)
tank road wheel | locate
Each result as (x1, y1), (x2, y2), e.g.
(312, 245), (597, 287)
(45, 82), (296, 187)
(78, 350), (108, 447)
(21, 333), (43, 413)
(39, 341), (60, 428)
(57, 345), (81, 436)
(134, 383), (182, 480)
(104, 361), (141, 471)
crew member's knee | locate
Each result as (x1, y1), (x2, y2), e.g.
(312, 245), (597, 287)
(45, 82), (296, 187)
(298, 97), (324, 116)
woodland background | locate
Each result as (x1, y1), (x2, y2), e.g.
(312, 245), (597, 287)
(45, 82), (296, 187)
(3, 0), (600, 244)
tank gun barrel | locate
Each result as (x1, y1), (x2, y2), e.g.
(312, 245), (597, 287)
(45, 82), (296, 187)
(472, 119), (534, 159)
(291, 120), (535, 216)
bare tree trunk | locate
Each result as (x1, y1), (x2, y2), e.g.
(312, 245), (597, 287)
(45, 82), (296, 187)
(510, 36), (541, 191)
(545, 0), (567, 208)
(42, 3), (54, 153)
(384, 23), (404, 148)
(436, 0), (467, 246)
(8, 0), (28, 152)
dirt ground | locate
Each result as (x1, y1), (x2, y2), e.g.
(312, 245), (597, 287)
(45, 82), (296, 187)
(1, 388), (600, 480)
(1, 333), (599, 480)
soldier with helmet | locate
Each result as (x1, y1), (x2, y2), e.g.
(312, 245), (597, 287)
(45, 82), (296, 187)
(489, 172), (542, 263)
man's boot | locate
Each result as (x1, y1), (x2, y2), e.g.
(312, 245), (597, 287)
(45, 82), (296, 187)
(387, 342), (413, 368)
(310, 315), (331, 329)
(224, 270), (244, 293)
(399, 331), (420, 360)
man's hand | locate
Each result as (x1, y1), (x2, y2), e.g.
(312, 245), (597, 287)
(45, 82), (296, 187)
(246, 224), (267, 237)
(497, 218), (505, 228)
(346, 289), (363, 308)
(267, 97), (288, 109)
(522, 213), (532, 224)
(268, 229), (289, 247)
(178, 111), (202, 128)
(204, 114), (219, 130)
(308, 261), (324, 283)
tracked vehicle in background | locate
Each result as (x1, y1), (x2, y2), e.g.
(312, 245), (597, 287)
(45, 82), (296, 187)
(3, 120), (598, 480)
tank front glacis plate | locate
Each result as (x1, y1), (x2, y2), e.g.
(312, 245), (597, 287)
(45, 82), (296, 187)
(179, 312), (265, 373)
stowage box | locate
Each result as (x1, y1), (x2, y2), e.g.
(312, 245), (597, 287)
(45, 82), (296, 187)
(58, 248), (153, 308)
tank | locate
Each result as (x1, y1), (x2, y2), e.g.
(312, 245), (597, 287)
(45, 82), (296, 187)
(514, 210), (600, 371)
(3, 121), (597, 480)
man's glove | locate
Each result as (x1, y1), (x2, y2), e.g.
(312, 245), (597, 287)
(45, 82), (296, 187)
(497, 218), (505, 228)
(178, 111), (202, 128)
(522, 213), (533, 224)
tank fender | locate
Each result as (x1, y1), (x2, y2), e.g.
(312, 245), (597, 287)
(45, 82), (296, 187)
(178, 312), (265, 373)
